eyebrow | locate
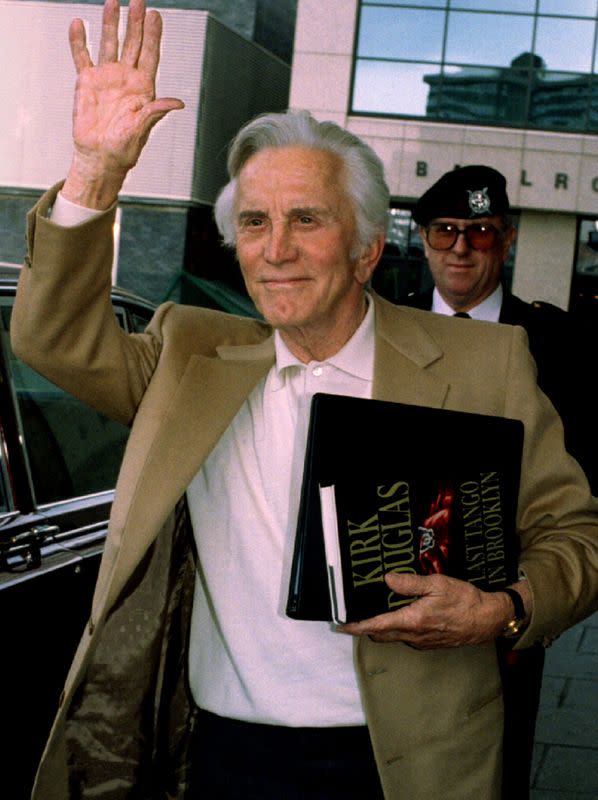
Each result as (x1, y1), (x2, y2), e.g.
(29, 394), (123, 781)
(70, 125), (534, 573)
(236, 206), (332, 223)
(237, 210), (266, 223)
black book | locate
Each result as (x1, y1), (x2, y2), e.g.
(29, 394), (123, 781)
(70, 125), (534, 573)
(286, 393), (524, 623)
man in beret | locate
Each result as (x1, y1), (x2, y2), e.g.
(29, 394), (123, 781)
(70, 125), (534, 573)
(403, 164), (596, 494)
(410, 164), (514, 317)
(402, 164), (598, 796)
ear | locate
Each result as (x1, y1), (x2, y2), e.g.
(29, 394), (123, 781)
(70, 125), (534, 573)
(419, 226), (431, 259)
(502, 224), (516, 260)
(354, 232), (386, 285)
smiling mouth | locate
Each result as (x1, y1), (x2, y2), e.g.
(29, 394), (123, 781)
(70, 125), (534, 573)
(260, 277), (309, 287)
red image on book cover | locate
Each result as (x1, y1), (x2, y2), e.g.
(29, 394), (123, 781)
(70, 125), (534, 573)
(417, 484), (455, 575)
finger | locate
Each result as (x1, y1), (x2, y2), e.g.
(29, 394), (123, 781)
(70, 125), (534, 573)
(138, 10), (163, 80)
(339, 611), (407, 638)
(384, 571), (430, 596)
(98, 0), (120, 64)
(368, 630), (413, 645)
(121, 0), (145, 66)
(341, 622), (415, 645)
(69, 19), (93, 73)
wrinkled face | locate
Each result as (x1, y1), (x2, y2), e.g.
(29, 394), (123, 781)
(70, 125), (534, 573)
(234, 146), (381, 355)
(421, 215), (515, 312)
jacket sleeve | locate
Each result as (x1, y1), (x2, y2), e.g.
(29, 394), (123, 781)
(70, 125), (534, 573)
(504, 325), (598, 648)
(11, 184), (166, 426)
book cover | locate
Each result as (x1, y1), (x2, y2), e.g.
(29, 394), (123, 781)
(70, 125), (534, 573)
(286, 393), (524, 623)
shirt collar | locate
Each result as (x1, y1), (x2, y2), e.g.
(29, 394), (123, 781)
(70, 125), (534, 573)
(432, 284), (503, 323)
(271, 295), (376, 388)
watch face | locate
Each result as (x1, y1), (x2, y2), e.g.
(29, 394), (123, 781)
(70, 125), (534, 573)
(502, 618), (524, 638)
(501, 588), (527, 638)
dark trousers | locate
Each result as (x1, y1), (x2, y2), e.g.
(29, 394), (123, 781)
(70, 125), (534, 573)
(189, 709), (385, 799)
(498, 642), (545, 799)
(189, 645), (543, 799)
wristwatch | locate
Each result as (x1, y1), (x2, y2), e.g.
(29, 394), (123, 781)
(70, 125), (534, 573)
(501, 587), (527, 639)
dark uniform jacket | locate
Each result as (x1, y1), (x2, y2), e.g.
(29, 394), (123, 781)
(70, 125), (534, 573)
(402, 287), (597, 495)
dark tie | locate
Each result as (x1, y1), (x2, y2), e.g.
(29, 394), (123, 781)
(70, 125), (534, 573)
(453, 312), (471, 318)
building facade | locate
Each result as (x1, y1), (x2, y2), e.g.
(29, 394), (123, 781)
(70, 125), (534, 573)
(35, 0), (298, 63)
(289, 0), (598, 315)
(0, 0), (291, 306)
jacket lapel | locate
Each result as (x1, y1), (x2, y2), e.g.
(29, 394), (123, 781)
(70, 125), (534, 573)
(138, 344), (275, 508)
(99, 297), (450, 613)
(372, 293), (450, 409)
(97, 337), (275, 613)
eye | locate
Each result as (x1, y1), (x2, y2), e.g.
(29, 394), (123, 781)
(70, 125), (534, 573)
(436, 223), (456, 233)
(238, 216), (265, 231)
(296, 214), (316, 225)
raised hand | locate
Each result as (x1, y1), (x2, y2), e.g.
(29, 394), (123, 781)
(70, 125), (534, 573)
(62, 0), (184, 209)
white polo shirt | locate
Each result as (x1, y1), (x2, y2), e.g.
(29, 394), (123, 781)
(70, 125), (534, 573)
(186, 302), (376, 726)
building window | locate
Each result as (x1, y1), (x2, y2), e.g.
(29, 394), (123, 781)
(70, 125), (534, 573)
(352, 1), (598, 134)
(372, 209), (429, 302)
(570, 217), (598, 316)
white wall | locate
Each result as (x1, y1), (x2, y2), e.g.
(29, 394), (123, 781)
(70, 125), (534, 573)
(513, 212), (577, 309)
(0, 2), (289, 204)
(0, 2), (205, 200)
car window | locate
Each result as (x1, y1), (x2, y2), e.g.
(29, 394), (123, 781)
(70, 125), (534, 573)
(0, 479), (9, 513)
(0, 425), (12, 514)
(0, 302), (131, 506)
(129, 308), (152, 333)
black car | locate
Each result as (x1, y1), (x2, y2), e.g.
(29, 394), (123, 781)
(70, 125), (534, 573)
(0, 264), (155, 799)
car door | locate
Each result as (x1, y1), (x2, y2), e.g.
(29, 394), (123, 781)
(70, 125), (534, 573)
(0, 290), (154, 799)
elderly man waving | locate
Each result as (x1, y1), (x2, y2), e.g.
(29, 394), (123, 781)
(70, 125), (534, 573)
(12, 1), (598, 798)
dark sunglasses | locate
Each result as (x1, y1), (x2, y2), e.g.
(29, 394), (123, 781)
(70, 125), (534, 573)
(425, 222), (504, 252)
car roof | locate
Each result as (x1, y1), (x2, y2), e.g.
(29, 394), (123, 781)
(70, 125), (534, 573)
(0, 261), (155, 310)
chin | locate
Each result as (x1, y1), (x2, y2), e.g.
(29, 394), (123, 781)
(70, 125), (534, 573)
(258, 299), (310, 329)
(264, 313), (306, 330)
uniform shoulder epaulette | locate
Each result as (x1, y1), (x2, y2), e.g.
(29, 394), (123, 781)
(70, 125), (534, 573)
(530, 300), (567, 317)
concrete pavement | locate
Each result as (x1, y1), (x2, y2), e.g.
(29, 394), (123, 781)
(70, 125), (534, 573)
(531, 611), (598, 798)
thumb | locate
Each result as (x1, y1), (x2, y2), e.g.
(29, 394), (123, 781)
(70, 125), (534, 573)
(135, 99), (185, 155)
(138, 97), (185, 132)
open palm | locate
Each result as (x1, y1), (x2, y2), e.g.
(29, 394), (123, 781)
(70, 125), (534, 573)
(73, 60), (162, 172)
(64, 0), (183, 206)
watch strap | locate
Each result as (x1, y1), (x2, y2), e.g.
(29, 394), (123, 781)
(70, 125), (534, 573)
(501, 587), (526, 638)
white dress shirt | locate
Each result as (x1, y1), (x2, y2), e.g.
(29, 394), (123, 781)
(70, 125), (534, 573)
(51, 192), (104, 226)
(432, 284), (503, 322)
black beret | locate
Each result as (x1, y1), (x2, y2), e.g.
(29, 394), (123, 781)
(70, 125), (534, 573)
(412, 165), (510, 225)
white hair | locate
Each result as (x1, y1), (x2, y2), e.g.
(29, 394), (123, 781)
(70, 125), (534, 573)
(214, 110), (389, 257)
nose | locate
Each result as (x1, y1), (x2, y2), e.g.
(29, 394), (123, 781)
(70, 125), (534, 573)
(451, 230), (471, 254)
(264, 222), (297, 264)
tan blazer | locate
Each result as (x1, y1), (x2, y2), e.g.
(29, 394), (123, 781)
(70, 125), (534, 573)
(12, 188), (598, 799)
